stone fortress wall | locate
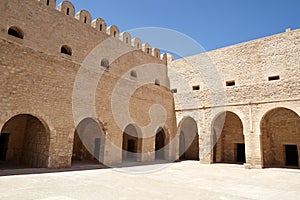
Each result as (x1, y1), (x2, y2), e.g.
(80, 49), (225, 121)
(0, 0), (299, 170)
(169, 28), (300, 168)
(0, 0), (177, 168)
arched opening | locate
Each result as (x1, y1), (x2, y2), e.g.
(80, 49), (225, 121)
(0, 114), (50, 168)
(100, 58), (109, 68)
(155, 128), (166, 160)
(122, 124), (141, 162)
(46, 0), (50, 6)
(61, 45), (72, 56)
(72, 118), (105, 165)
(178, 117), (199, 160)
(261, 107), (300, 169)
(8, 26), (24, 39)
(212, 111), (245, 164)
(130, 70), (137, 78)
(100, 24), (103, 31)
(66, 8), (70, 15)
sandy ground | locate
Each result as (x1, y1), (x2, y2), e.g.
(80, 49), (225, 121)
(0, 161), (300, 200)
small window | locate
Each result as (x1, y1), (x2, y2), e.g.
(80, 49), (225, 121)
(101, 58), (109, 68)
(268, 75), (280, 81)
(113, 31), (116, 37)
(84, 16), (87, 24)
(226, 80), (235, 86)
(46, 0), (50, 6)
(156, 52), (159, 58)
(171, 89), (177, 93)
(130, 70), (137, 78)
(61, 45), (72, 56)
(147, 48), (150, 54)
(126, 37), (129, 44)
(155, 79), (160, 86)
(66, 8), (70, 15)
(137, 43), (140, 49)
(192, 85), (200, 90)
(8, 26), (23, 39)
(100, 24), (103, 31)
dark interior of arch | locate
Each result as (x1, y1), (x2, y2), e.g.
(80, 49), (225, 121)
(0, 114), (49, 168)
(179, 117), (199, 161)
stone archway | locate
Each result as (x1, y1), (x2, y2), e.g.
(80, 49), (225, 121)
(0, 114), (50, 168)
(212, 111), (245, 164)
(261, 107), (300, 168)
(155, 127), (167, 160)
(122, 124), (141, 162)
(178, 117), (199, 160)
(72, 118), (105, 164)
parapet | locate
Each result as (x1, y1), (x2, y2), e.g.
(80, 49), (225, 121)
(75, 10), (92, 25)
(106, 25), (120, 38)
(92, 18), (106, 33)
(57, 1), (75, 17)
(119, 32), (131, 45)
(39, 0), (166, 61)
(131, 38), (142, 49)
(38, 0), (56, 8)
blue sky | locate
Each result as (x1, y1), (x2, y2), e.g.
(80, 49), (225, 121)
(65, 0), (300, 53)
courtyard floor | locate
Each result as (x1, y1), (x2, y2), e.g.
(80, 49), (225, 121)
(0, 161), (299, 200)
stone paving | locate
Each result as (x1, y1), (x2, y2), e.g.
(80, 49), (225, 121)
(0, 161), (299, 200)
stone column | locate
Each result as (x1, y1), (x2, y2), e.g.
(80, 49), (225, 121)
(245, 132), (263, 168)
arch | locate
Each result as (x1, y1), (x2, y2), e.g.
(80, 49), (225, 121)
(178, 117), (199, 160)
(119, 32), (131, 45)
(106, 25), (119, 38)
(92, 18), (107, 32)
(122, 124), (142, 162)
(142, 43), (152, 55)
(75, 10), (92, 25)
(155, 127), (167, 160)
(72, 118), (106, 164)
(57, 1), (75, 17)
(61, 45), (72, 56)
(152, 48), (160, 58)
(260, 107), (300, 169)
(0, 114), (50, 168)
(211, 111), (245, 164)
(7, 26), (24, 39)
(131, 38), (142, 49)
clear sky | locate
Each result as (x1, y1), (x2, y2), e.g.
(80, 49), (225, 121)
(65, 0), (300, 52)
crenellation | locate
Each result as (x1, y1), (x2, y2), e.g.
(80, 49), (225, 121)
(131, 38), (142, 49)
(57, 1), (75, 17)
(56, 0), (162, 59)
(38, 0), (57, 8)
(75, 10), (92, 25)
(119, 32), (132, 45)
(142, 43), (152, 55)
(92, 18), (107, 33)
(106, 25), (120, 38)
(152, 48), (161, 58)
(161, 53), (168, 63)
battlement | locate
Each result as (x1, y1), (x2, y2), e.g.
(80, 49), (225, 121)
(37, 0), (166, 61)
